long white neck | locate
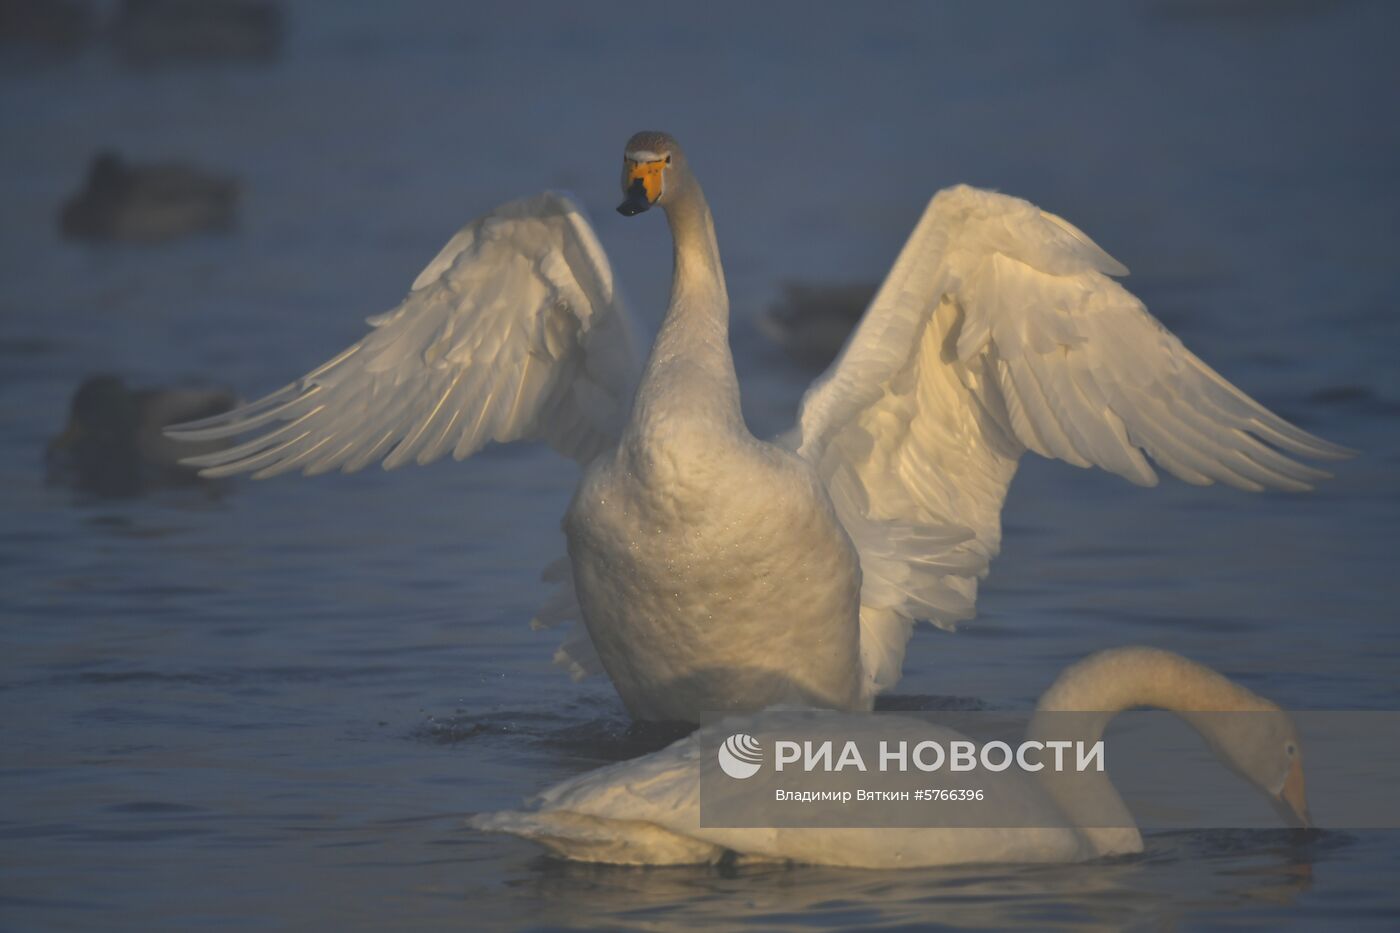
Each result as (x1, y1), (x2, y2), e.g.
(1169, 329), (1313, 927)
(1027, 647), (1275, 856)
(628, 166), (742, 438)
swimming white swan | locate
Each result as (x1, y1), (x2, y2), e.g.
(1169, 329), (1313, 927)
(469, 647), (1310, 868)
(168, 131), (1347, 722)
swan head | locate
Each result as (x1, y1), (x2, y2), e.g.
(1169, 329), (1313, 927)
(618, 131), (681, 216)
(1201, 704), (1310, 829)
(1038, 648), (1312, 831)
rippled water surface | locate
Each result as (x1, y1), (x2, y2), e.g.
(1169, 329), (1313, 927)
(3, 1), (1399, 929)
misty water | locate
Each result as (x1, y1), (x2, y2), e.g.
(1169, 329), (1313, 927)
(3, 1), (1399, 928)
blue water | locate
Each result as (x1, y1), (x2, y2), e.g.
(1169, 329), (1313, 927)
(3, 1), (1399, 928)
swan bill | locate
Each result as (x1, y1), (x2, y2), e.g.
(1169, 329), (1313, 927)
(617, 177), (652, 216)
(618, 155), (667, 215)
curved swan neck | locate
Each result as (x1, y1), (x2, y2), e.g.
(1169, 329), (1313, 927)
(663, 171), (729, 317)
(631, 161), (742, 433)
(1034, 647), (1273, 718)
(1026, 647), (1278, 857)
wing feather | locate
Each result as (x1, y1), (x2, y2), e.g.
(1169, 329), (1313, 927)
(168, 191), (639, 475)
(791, 184), (1350, 698)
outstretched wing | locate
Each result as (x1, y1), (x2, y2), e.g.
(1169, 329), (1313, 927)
(169, 191), (639, 476)
(791, 185), (1350, 695)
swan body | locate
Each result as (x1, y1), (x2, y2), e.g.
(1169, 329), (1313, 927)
(169, 131), (1348, 722)
(566, 139), (864, 718)
(470, 647), (1310, 868)
(568, 419), (864, 719)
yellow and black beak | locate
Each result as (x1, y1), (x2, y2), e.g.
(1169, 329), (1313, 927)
(618, 159), (666, 216)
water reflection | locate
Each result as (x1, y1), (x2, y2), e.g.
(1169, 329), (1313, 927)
(498, 828), (1321, 931)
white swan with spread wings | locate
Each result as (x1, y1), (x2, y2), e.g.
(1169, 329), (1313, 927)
(170, 131), (1348, 722)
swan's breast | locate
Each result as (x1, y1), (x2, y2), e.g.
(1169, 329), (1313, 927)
(564, 429), (864, 720)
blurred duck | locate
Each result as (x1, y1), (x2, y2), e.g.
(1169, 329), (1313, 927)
(115, 0), (281, 64)
(757, 281), (878, 368)
(471, 647), (1311, 868)
(0, 0), (93, 54)
(60, 151), (238, 242)
(48, 375), (236, 496)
